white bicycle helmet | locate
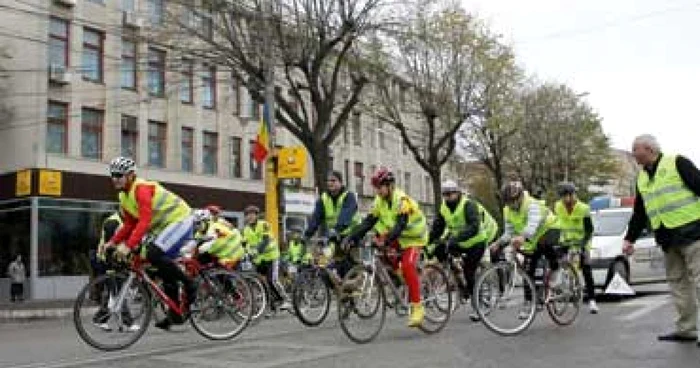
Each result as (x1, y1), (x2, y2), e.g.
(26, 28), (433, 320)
(109, 156), (136, 176)
(193, 209), (211, 224)
(441, 179), (460, 194)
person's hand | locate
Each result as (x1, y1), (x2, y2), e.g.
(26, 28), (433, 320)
(623, 240), (635, 256)
(488, 242), (500, 253)
(115, 243), (131, 261)
(98, 241), (112, 259)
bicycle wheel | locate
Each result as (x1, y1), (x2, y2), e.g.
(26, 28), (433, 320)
(190, 270), (253, 340)
(337, 265), (386, 344)
(292, 268), (331, 327)
(546, 264), (582, 326)
(73, 273), (152, 351)
(474, 263), (537, 336)
(418, 264), (452, 334)
(244, 273), (268, 324)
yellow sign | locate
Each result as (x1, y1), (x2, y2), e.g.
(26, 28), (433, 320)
(15, 170), (31, 196)
(277, 146), (307, 179)
(39, 170), (62, 196)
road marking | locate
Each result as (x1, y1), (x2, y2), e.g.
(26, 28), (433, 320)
(617, 296), (669, 321)
(152, 341), (352, 368)
(3, 324), (340, 368)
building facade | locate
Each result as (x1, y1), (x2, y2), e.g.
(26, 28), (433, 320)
(0, 0), (440, 300)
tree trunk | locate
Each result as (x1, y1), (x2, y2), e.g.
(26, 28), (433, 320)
(310, 144), (331, 193)
(430, 168), (442, 216)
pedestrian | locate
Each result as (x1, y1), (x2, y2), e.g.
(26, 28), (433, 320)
(7, 254), (26, 302)
(623, 134), (700, 346)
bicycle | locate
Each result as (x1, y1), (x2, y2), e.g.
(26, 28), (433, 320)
(238, 252), (270, 323)
(337, 237), (452, 344)
(432, 240), (488, 318)
(473, 242), (582, 336)
(73, 242), (253, 351)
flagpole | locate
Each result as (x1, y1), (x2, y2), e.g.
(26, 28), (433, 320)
(263, 0), (280, 241)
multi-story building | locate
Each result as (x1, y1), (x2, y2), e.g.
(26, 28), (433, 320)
(0, 0), (439, 300)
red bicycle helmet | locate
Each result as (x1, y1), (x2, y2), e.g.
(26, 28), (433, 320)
(370, 167), (395, 188)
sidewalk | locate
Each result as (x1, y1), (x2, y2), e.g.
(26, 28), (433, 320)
(0, 299), (74, 321)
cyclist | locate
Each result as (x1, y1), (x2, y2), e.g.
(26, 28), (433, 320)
(489, 180), (562, 319)
(303, 171), (361, 280)
(101, 157), (197, 331)
(182, 209), (245, 269)
(285, 227), (311, 266)
(206, 204), (233, 228)
(428, 180), (499, 321)
(346, 167), (428, 327)
(242, 205), (291, 310)
(91, 211), (139, 332)
(554, 182), (598, 314)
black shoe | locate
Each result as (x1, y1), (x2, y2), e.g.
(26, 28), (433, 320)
(658, 332), (697, 342)
(92, 309), (109, 324)
(154, 318), (172, 331)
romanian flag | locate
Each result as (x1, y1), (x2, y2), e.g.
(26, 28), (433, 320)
(252, 103), (271, 163)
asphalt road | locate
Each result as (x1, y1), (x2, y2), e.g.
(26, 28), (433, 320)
(0, 284), (698, 368)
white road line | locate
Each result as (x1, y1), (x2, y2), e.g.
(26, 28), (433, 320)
(617, 296), (669, 321)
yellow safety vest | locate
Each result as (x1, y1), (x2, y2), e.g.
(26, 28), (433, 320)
(321, 191), (361, 235)
(198, 221), (244, 262)
(554, 200), (591, 248)
(118, 178), (191, 234)
(440, 196), (498, 248)
(504, 194), (558, 253)
(371, 188), (427, 248)
(638, 154), (700, 230)
(243, 220), (280, 263)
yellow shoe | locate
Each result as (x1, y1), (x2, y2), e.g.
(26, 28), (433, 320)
(407, 302), (424, 328)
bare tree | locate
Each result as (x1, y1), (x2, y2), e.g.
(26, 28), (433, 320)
(161, 0), (397, 190)
(370, 3), (515, 210)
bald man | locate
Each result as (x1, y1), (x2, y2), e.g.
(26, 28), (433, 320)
(623, 134), (700, 345)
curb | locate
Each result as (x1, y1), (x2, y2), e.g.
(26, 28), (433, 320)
(0, 308), (74, 322)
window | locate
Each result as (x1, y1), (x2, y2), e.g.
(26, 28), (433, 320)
(180, 58), (193, 103)
(148, 0), (164, 25)
(202, 131), (218, 175)
(352, 112), (361, 146)
(230, 137), (242, 178)
(148, 48), (166, 97)
(248, 98), (259, 120)
(202, 65), (216, 109)
(88, 0), (105, 4)
(121, 39), (137, 89)
(49, 18), (69, 68)
(197, 0), (213, 40)
(402, 138), (409, 155)
(378, 121), (386, 149)
(343, 125), (349, 145)
(121, 115), (138, 159)
(249, 140), (263, 180)
(354, 162), (364, 196)
(81, 108), (103, 159)
(82, 28), (104, 82)
(181, 127), (193, 172)
(148, 121), (166, 168)
(121, 0), (135, 11)
(47, 101), (68, 154)
(404, 172), (411, 195)
(396, 169), (402, 187)
(231, 75), (240, 114)
(424, 175), (432, 202)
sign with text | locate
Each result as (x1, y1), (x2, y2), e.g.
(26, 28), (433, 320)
(15, 170), (31, 196)
(278, 146), (307, 179)
(39, 170), (62, 196)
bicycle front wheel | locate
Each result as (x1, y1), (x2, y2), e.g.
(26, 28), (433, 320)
(190, 270), (253, 340)
(337, 265), (386, 344)
(546, 264), (582, 326)
(73, 273), (152, 351)
(418, 264), (452, 334)
(292, 268), (331, 327)
(474, 263), (537, 336)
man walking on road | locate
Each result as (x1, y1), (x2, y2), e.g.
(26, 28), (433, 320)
(7, 255), (26, 302)
(623, 134), (700, 346)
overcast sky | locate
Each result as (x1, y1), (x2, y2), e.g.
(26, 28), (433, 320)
(463, 0), (700, 163)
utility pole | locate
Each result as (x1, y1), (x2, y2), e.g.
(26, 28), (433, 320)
(263, 0), (280, 240)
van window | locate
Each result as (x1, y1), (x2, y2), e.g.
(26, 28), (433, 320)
(592, 211), (632, 236)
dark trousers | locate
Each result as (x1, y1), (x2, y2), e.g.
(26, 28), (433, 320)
(435, 242), (486, 299)
(10, 283), (23, 302)
(524, 229), (560, 302)
(146, 245), (196, 310)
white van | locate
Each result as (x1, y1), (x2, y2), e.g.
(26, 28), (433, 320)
(589, 207), (666, 290)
